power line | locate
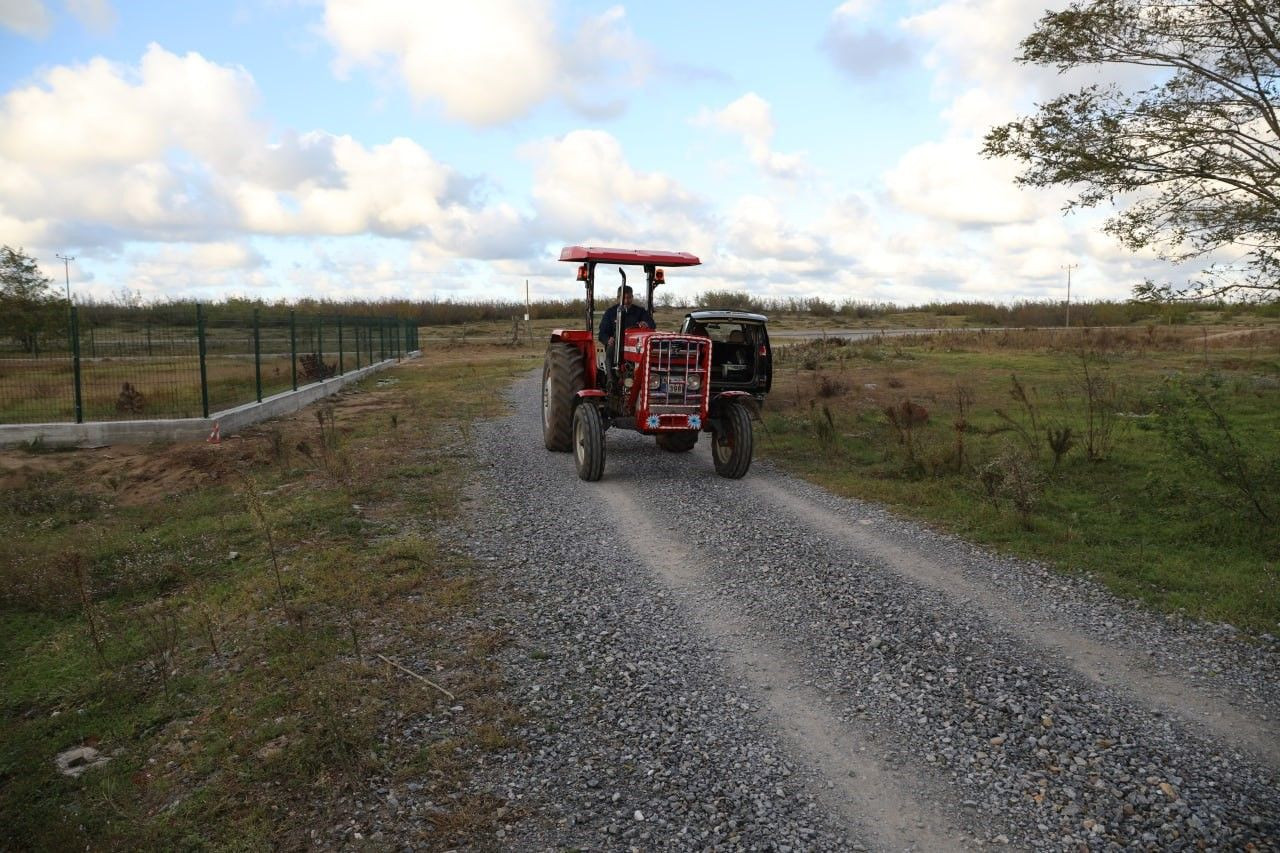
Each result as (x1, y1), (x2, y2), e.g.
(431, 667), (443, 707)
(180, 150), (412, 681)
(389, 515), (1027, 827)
(56, 253), (75, 303)
(1062, 263), (1078, 328)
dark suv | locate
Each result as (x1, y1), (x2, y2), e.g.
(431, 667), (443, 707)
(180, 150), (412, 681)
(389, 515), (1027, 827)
(678, 310), (772, 406)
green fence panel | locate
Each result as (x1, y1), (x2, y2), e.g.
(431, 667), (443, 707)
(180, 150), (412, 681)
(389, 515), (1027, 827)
(0, 306), (409, 425)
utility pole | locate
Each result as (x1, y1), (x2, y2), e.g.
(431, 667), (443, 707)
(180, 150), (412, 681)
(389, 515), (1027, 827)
(56, 253), (75, 302)
(1062, 263), (1078, 328)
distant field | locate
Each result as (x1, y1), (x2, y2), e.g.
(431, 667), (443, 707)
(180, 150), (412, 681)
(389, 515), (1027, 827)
(419, 304), (1280, 344)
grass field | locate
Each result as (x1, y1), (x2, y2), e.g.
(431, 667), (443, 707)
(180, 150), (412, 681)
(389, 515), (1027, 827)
(758, 325), (1280, 634)
(0, 345), (540, 848)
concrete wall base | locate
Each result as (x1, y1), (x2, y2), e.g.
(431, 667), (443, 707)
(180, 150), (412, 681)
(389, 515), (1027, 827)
(0, 351), (420, 449)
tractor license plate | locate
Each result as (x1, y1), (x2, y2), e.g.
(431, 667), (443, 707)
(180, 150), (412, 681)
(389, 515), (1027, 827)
(669, 381), (684, 394)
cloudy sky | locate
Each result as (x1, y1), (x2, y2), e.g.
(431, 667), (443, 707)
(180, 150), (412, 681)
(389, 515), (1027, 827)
(0, 0), (1189, 307)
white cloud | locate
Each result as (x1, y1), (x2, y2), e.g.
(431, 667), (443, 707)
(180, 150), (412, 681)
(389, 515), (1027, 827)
(883, 137), (1043, 226)
(724, 196), (822, 261)
(0, 45), (261, 169)
(322, 0), (649, 126)
(696, 93), (807, 180)
(523, 129), (707, 244)
(66, 0), (115, 33)
(823, 0), (913, 80)
(902, 0), (1156, 119)
(559, 5), (651, 119)
(0, 45), (531, 264)
(0, 0), (50, 37)
(142, 240), (265, 272)
(323, 0), (556, 125)
(1, 0), (118, 37)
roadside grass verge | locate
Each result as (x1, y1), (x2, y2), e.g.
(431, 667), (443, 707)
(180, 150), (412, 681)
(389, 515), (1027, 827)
(759, 326), (1280, 634)
(0, 345), (541, 849)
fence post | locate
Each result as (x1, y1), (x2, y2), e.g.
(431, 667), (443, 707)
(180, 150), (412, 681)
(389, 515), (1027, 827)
(70, 306), (84, 424)
(146, 324), (152, 356)
(197, 303), (209, 419)
(318, 316), (324, 375)
(290, 310), (298, 391)
(338, 315), (344, 375)
(368, 319), (374, 364)
(253, 308), (262, 402)
(355, 321), (362, 370)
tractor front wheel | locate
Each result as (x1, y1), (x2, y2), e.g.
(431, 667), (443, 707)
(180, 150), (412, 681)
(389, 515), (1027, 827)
(543, 343), (585, 451)
(711, 402), (753, 479)
(656, 430), (699, 453)
(573, 403), (605, 481)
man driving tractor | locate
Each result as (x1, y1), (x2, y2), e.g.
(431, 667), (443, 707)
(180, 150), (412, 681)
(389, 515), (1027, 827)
(598, 283), (654, 350)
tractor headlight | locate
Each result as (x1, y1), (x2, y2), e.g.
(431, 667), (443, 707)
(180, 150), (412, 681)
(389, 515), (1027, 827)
(687, 374), (702, 391)
(649, 374), (662, 390)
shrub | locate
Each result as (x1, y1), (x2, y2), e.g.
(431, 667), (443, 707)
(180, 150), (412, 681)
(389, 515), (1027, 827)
(816, 374), (847, 398)
(1154, 375), (1278, 525)
(978, 446), (1044, 529)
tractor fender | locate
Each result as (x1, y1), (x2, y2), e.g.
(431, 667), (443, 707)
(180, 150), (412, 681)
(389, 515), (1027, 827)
(573, 389), (606, 407)
(709, 391), (760, 420)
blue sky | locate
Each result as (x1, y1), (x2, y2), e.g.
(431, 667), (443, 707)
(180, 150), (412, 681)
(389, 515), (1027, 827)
(1, 0), (1193, 307)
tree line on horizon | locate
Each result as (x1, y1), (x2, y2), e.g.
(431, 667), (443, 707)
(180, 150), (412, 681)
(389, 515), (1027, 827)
(5, 244), (1279, 355)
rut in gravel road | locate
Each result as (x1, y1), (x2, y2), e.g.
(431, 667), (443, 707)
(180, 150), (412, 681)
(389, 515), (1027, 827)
(465, 372), (1280, 850)
(746, 481), (1280, 768)
(594, 480), (969, 851)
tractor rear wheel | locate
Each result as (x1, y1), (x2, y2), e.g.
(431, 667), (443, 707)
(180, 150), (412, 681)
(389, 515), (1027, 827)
(542, 343), (585, 451)
(711, 401), (753, 479)
(573, 403), (605, 481)
(656, 430), (699, 453)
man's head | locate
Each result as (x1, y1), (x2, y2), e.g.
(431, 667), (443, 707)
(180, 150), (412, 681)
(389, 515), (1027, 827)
(616, 284), (634, 304)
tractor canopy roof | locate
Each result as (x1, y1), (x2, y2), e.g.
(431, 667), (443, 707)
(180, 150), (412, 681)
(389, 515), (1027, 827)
(559, 245), (701, 267)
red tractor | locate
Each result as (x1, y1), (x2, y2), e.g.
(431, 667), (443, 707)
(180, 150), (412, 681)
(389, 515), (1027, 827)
(542, 246), (756, 481)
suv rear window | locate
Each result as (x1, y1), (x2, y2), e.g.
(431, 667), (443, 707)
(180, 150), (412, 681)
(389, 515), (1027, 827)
(691, 322), (756, 343)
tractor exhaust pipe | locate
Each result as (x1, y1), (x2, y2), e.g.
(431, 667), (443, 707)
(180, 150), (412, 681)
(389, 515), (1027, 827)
(613, 268), (626, 380)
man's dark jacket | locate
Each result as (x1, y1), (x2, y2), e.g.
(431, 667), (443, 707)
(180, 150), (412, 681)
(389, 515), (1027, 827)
(598, 303), (655, 343)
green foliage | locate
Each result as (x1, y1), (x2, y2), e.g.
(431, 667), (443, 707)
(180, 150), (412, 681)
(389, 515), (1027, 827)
(1, 245), (63, 354)
(694, 289), (771, 312)
(1154, 374), (1279, 525)
(984, 1), (1280, 300)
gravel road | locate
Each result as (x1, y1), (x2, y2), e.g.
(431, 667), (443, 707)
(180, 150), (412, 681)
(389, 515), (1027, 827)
(457, 370), (1280, 850)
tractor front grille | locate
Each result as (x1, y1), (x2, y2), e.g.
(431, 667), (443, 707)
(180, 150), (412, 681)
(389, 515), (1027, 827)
(643, 336), (709, 408)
